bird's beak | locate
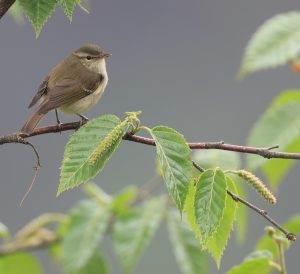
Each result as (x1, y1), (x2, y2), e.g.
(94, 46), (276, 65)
(101, 52), (112, 58)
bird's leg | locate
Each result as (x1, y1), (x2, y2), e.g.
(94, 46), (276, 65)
(77, 114), (89, 126)
(55, 109), (62, 133)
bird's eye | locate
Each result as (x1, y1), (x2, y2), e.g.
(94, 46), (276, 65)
(86, 56), (92, 60)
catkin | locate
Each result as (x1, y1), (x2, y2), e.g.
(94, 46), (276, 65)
(236, 169), (277, 204)
(88, 122), (125, 166)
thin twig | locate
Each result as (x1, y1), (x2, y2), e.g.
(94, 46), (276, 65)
(0, 0), (16, 19)
(226, 190), (296, 241)
(1, 136), (42, 206)
(276, 240), (287, 274)
(0, 236), (59, 256)
(135, 175), (164, 203)
(125, 134), (300, 160)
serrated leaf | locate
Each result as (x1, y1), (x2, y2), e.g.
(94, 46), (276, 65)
(206, 176), (237, 268)
(0, 252), (43, 274)
(226, 251), (272, 274)
(19, 0), (58, 37)
(68, 251), (109, 274)
(194, 168), (227, 246)
(60, 0), (77, 22)
(58, 115), (129, 195)
(113, 196), (166, 274)
(62, 199), (111, 272)
(167, 211), (207, 274)
(246, 90), (300, 188)
(239, 12), (300, 77)
(193, 150), (241, 170)
(149, 126), (193, 213)
(255, 215), (300, 258)
(184, 179), (199, 237)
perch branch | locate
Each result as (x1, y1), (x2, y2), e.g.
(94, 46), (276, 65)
(0, 120), (297, 242)
(1, 121), (300, 160)
(0, 0), (16, 19)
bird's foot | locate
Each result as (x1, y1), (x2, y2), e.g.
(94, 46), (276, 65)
(57, 122), (63, 134)
(55, 109), (63, 134)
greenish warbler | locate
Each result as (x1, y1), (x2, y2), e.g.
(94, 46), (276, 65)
(21, 44), (111, 135)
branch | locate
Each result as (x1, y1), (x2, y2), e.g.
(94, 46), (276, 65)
(1, 121), (300, 160)
(0, 0), (16, 19)
(0, 234), (59, 256)
(226, 190), (295, 241)
(125, 134), (300, 160)
(192, 161), (296, 242)
(0, 120), (297, 243)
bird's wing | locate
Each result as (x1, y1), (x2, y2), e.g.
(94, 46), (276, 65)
(28, 76), (49, 108)
(39, 76), (102, 113)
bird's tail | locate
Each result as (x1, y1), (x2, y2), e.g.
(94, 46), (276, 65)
(21, 111), (46, 135)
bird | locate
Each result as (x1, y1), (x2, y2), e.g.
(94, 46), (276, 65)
(20, 44), (111, 135)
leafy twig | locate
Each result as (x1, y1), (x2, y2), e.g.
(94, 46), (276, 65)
(0, 121), (297, 242)
(192, 161), (296, 242)
(0, 122), (300, 160)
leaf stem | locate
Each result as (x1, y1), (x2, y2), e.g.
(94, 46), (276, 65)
(276, 239), (287, 274)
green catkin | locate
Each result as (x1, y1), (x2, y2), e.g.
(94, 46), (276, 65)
(88, 121), (126, 166)
(235, 169), (277, 204)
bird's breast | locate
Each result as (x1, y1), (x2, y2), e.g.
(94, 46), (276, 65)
(59, 76), (108, 115)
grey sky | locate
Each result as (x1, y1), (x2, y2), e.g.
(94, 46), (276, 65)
(0, 1), (300, 273)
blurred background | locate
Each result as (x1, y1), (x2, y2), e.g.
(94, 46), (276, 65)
(0, 0), (300, 273)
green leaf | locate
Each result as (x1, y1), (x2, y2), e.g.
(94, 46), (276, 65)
(226, 251), (272, 274)
(194, 168), (227, 246)
(62, 199), (111, 272)
(0, 252), (43, 274)
(113, 196), (166, 274)
(239, 12), (300, 77)
(149, 126), (193, 213)
(206, 176), (237, 267)
(68, 251), (109, 274)
(193, 150), (241, 170)
(167, 211), (207, 274)
(49, 218), (70, 262)
(184, 179), (199, 237)
(111, 185), (138, 214)
(246, 90), (300, 188)
(262, 135), (300, 188)
(58, 115), (129, 195)
(0, 223), (10, 240)
(19, 0), (58, 37)
(284, 214), (300, 233)
(60, 0), (77, 22)
(83, 182), (112, 205)
(233, 178), (248, 243)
